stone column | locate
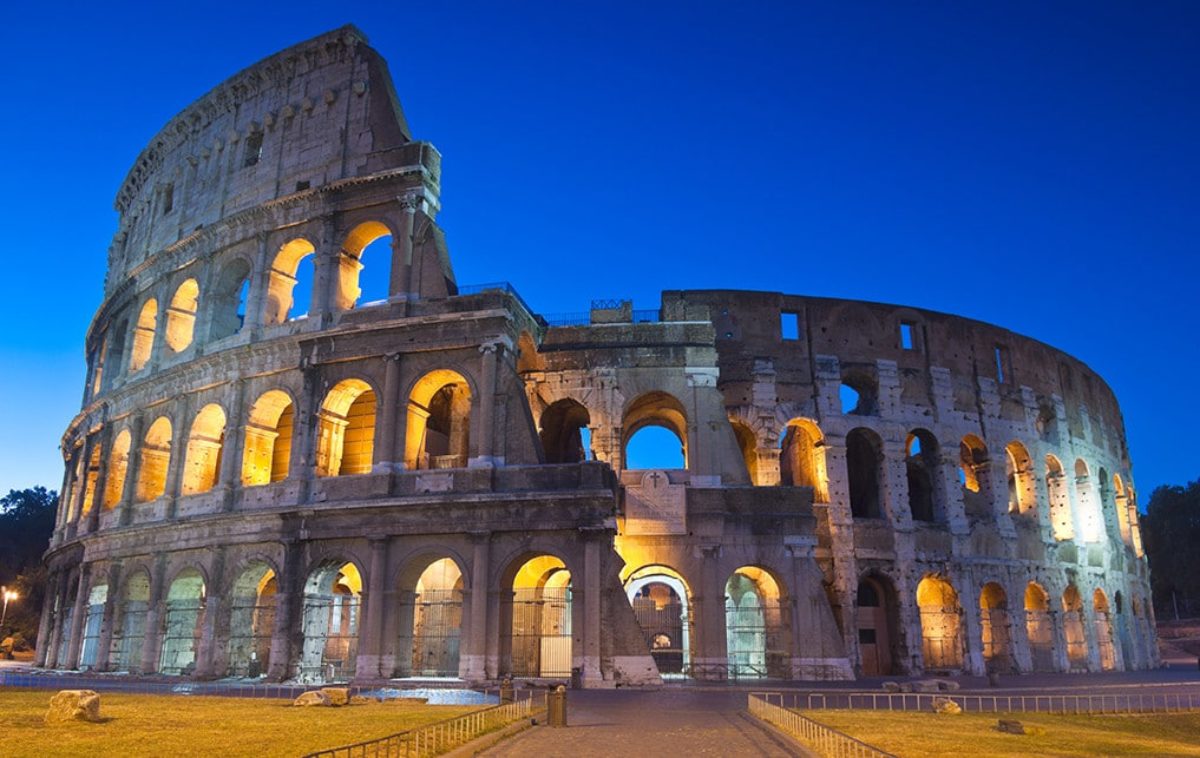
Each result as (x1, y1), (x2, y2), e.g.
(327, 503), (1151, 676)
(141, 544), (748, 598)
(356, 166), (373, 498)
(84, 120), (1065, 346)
(295, 366), (320, 504)
(67, 435), (99, 540)
(937, 449), (970, 534)
(164, 396), (192, 519)
(881, 440), (911, 529)
(356, 538), (389, 678)
(43, 572), (70, 669)
(374, 354), (401, 473)
(195, 548), (225, 677)
(388, 193), (419, 303)
(311, 214), (337, 325)
(87, 426), (113, 534)
(463, 531), (491, 681)
(822, 437), (860, 652)
(693, 544), (726, 678)
(34, 571), (61, 667)
(138, 558), (167, 674)
(580, 527), (605, 684)
(94, 563), (122, 671)
(470, 341), (500, 468)
(219, 381), (247, 511)
(244, 232), (269, 336)
(267, 539), (303, 681)
(118, 415), (145, 526)
(64, 564), (92, 669)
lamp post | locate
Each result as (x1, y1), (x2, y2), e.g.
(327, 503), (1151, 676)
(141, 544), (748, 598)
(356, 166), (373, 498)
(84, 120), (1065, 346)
(0, 587), (17, 636)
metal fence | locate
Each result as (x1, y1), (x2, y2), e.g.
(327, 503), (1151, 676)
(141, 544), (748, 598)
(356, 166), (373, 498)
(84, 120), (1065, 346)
(302, 690), (544, 758)
(753, 690), (1200, 715)
(747, 693), (895, 758)
(0, 670), (368, 699)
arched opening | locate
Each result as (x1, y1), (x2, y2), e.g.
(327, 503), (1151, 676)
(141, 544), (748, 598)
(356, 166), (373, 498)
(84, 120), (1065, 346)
(103, 429), (132, 509)
(905, 429), (940, 522)
(316, 379), (376, 477)
(1045, 455), (1073, 540)
(539, 399), (592, 464)
(622, 392), (688, 471)
(625, 565), (692, 678)
(979, 582), (1014, 673)
(209, 259), (252, 341)
(181, 404), (226, 495)
(398, 557), (465, 678)
(1024, 582), (1054, 671)
(226, 563), (276, 678)
(730, 420), (759, 484)
(916, 575), (963, 670)
(839, 369), (877, 415)
(106, 317), (129, 381)
(505, 554), (572, 678)
(129, 298), (158, 372)
(1062, 585), (1088, 669)
(1114, 589), (1134, 668)
(846, 428), (883, 519)
(780, 419), (828, 501)
(135, 417), (173, 502)
(113, 571), (150, 672)
(1113, 474), (1132, 546)
(1094, 588), (1116, 671)
(1076, 459), (1102, 542)
(299, 560), (362, 682)
(159, 568), (206, 675)
(266, 238), (316, 323)
(406, 370), (471, 470)
(78, 583), (108, 670)
(241, 390), (294, 486)
(79, 443), (103, 521)
(1005, 441), (1035, 517)
(337, 221), (393, 310)
(959, 435), (993, 519)
(856, 574), (900, 676)
(725, 567), (787, 679)
(165, 279), (200, 353)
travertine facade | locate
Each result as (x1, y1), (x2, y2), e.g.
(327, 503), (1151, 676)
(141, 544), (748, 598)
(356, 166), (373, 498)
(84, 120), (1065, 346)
(41, 27), (1156, 686)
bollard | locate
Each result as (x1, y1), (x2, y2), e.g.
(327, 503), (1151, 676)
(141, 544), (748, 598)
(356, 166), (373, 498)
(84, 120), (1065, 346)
(571, 667), (582, 690)
(500, 676), (514, 704)
(987, 671), (1000, 688)
(547, 684), (567, 727)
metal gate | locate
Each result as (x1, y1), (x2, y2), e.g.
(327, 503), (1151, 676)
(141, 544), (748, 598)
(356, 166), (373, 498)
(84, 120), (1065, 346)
(631, 593), (688, 674)
(78, 603), (104, 669)
(226, 597), (275, 677)
(980, 609), (1014, 672)
(1025, 610), (1055, 671)
(159, 599), (205, 675)
(919, 610), (963, 670)
(115, 602), (147, 671)
(726, 598), (788, 679)
(1064, 611), (1088, 668)
(410, 589), (464, 677)
(509, 588), (572, 678)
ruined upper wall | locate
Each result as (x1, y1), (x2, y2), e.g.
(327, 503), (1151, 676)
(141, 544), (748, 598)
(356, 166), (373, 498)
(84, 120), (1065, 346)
(106, 26), (413, 292)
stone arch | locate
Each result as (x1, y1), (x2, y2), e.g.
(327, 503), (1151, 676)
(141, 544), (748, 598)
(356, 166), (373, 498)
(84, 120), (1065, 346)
(624, 564), (695, 677)
(266, 238), (316, 323)
(208, 257), (252, 341)
(1005, 441), (1036, 517)
(1062, 584), (1088, 669)
(979, 581), (1014, 672)
(78, 578), (109, 669)
(905, 429), (940, 522)
(103, 428), (132, 508)
(336, 220), (395, 310)
(516, 331), (544, 375)
(112, 569), (151, 672)
(856, 571), (901, 676)
(316, 378), (377, 477)
(1024, 581), (1054, 671)
(405, 369), (472, 470)
(725, 565), (789, 679)
(1075, 458), (1102, 542)
(839, 365), (878, 416)
(622, 391), (688, 470)
(395, 554), (467, 678)
(225, 560), (277, 677)
(959, 434), (993, 519)
(916, 574), (963, 670)
(78, 442), (103, 521)
(1093, 587), (1117, 671)
(729, 418), (759, 484)
(158, 567), (206, 675)
(135, 416), (173, 502)
(501, 552), (574, 679)
(846, 427), (883, 519)
(1045, 454), (1073, 540)
(181, 403), (227, 495)
(780, 418), (828, 501)
(241, 389), (295, 486)
(129, 297), (158, 372)
(298, 558), (364, 682)
(540, 398), (592, 464)
(1113, 473), (1132, 546)
(165, 278), (200, 353)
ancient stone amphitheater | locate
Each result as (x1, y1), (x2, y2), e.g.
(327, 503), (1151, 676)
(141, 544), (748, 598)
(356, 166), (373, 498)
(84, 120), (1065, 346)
(40, 26), (1156, 686)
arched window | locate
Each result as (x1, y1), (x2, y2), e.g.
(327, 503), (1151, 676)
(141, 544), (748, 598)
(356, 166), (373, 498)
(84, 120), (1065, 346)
(959, 435), (993, 518)
(540, 399), (591, 464)
(226, 563), (277, 677)
(1005, 441), (1035, 517)
(1075, 458), (1102, 542)
(406, 370), (472, 469)
(1113, 473), (1132, 546)
(506, 554), (572, 678)
(979, 582), (1013, 672)
(129, 299), (158, 372)
(725, 567), (787, 679)
(625, 565), (692, 677)
(916, 575), (963, 670)
(181, 404), (227, 495)
(839, 369), (877, 416)
(1062, 585), (1088, 668)
(1024, 582), (1054, 671)
(780, 419), (828, 501)
(1045, 454), (1073, 540)
(337, 221), (393, 310)
(1094, 588), (1117, 671)
(135, 417), (173, 502)
(241, 390), (294, 486)
(103, 429), (132, 508)
(113, 571), (150, 672)
(159, 568), (206, 675)
(397, 557), (465, 678)
(299, 560), (363, 681)
(266, 239), (315, 323)
(845, 428), (882, 518)
(316, 379), (376, 477)
(209, 259), (252, 341)
(622, 392), (688, 470)
(165, 279), (200, 352)
(905, 429), (939, 522)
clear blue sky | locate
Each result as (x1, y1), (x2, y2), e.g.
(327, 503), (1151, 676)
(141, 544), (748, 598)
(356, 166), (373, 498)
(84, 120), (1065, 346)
(1, 2), (1196, 498)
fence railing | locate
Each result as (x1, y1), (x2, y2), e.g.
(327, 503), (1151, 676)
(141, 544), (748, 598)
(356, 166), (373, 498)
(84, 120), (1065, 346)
(302, 690), (545, 758)
(747, 693), (895, 758)
(754, 690), (1200, 715)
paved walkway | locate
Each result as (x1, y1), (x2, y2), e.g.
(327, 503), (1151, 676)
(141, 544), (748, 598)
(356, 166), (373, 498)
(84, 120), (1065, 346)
(480, 689), (809, 757)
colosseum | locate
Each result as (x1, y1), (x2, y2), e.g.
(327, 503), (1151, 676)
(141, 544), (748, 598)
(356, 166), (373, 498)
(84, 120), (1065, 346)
(39, 26), (1157, 688)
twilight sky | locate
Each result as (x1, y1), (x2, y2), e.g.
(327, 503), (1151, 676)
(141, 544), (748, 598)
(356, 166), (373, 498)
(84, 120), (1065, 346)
(0, 2), (1196, 498)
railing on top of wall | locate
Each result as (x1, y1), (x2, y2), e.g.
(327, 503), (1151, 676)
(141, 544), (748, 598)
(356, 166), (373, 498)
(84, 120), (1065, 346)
(754, 689), (1200, 715)
(747, 693), (895, 758)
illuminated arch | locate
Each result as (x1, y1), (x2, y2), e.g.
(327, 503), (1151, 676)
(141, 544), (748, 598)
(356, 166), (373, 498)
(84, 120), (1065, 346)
(165, 278), (200, 352)
(298, 559), (364, 681)
(916, 574), (963, 670)
(622, 392), (688, 470)
(780, 418), (828, 501)
(158, 567), (206, 675)
(241, 389), (295, 486)
(979, 582), (1013, 672)
(180, 404), (227, 495)
(226, 561), (277, 677)
(624, 564), (694, 677)
(540, 398), (591, 464)
(1005, 441), (1035, 517)
(503, 553), (573, 678)
(129, 298), (158, 372)
(405, 369), (472, 470)
(135, 416), (173, 502)
(316, 379), (376, 477)
(396, 556), (466, 678)
(336, 220), (394, 310)
(266, 238), (316, 323)
(103, 428), (132, 508)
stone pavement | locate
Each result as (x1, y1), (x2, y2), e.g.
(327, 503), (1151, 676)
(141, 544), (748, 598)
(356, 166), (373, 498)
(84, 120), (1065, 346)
(479, 689), (810, 757)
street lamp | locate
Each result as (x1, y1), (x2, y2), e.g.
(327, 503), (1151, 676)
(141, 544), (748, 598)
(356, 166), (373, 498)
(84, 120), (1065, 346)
(0, 587), (17, 635)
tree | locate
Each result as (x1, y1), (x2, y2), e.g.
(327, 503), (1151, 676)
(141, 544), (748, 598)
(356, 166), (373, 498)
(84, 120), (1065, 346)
(1142, 479), (1200, 619)
(0, 487), (57, 644)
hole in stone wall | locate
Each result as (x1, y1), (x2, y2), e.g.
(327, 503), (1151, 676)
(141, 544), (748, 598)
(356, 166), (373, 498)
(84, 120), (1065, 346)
(625, 426), (685, 470)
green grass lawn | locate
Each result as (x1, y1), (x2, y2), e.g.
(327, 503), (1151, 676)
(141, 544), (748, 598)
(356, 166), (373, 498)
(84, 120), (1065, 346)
(804, 709), (1200, 757)
(0, 689), (484, 758)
